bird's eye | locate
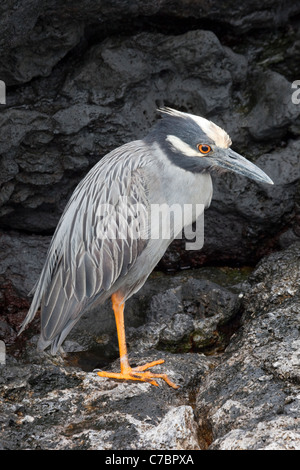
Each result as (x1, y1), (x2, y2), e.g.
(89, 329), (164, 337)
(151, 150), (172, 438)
(198, 144), (211, 155)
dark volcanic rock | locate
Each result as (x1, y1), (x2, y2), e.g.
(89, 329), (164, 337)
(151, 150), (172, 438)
(0, 351), (210, 450)
(1, 244), (300, 449)
(196, 242), (300, 450)
(1, 1), (300, 85)
(0, 232), (50, 297)
(128, 276), (240, 355)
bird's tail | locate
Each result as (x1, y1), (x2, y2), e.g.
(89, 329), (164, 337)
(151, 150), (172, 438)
(18, 275), (44, 335)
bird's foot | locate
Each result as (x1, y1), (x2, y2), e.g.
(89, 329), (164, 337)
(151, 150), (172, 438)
(97, 359), (179, 389)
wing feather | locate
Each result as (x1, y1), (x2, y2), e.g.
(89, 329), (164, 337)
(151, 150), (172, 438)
(19, 141), (151, 353)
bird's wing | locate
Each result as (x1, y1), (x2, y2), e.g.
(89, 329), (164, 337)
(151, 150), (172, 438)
(19, 141), (151, 350)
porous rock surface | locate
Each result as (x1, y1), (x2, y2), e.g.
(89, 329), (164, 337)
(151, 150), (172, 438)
(1, 243), (300, 450)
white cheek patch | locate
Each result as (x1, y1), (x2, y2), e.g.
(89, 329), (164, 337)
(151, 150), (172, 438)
(166, 135), (200, 157)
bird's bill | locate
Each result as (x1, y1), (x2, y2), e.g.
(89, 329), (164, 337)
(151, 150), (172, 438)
(215, 148), (274, 185)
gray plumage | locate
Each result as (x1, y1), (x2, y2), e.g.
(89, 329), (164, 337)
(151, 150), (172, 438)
(20, 141), (152, 352)
(19, 108), (273, 354)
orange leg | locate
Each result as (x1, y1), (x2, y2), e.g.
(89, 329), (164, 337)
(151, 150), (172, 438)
(97, 293), (179, 389)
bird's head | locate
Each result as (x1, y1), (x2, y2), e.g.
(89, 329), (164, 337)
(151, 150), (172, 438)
(147, 107), (273, 185)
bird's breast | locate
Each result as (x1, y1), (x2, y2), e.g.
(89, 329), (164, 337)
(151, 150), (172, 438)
(159, 165), (213, 211)
(142, 158), (212, 245)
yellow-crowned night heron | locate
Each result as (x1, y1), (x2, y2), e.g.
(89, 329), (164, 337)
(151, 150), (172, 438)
(19, 108), (273, 388)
